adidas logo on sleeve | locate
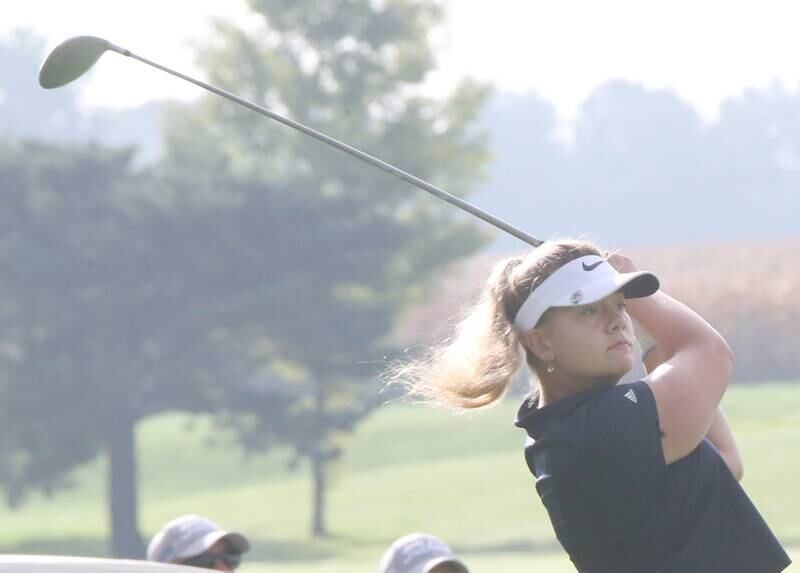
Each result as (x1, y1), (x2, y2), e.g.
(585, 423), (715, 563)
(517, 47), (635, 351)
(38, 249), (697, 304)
(624, 388), (638, 404)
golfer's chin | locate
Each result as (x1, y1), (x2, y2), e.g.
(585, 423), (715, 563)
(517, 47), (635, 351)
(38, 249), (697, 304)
(602, 357), (636, 384)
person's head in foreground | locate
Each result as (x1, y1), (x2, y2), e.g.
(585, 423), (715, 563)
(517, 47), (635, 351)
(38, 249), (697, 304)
(390, 238), (791, 572)
(146, 514), (250, 571)
(379, 533), (468, 573)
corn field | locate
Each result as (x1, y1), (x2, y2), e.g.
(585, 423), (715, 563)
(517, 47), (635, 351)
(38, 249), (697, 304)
(399, 240), (800, 383)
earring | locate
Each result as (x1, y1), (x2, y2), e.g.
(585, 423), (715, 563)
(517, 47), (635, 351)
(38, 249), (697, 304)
(546, 362), (555, 374)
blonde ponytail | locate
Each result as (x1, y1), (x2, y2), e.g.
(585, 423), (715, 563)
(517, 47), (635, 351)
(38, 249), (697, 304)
(386, 257), (525, 409)
(386, 239), (602, 409)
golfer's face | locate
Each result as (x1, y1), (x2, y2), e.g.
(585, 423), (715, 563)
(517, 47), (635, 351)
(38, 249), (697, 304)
(429, 563), (467, 573)
(208, 540), (237, 572)
(179, 539), (240, 572)
(540, 291), (635, 379)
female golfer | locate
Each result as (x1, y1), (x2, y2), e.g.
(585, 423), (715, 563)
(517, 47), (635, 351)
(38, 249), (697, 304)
(394, 239), (790, 572)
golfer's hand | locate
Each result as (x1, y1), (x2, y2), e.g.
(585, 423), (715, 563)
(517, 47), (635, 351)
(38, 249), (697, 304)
(606, 252), (637, 273)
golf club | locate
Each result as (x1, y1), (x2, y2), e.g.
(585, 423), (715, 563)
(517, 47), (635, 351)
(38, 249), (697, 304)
(39, 35), (544, 247)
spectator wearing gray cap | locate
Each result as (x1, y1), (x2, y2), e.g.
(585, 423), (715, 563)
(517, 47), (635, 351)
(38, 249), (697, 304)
(146, 514), (250, 571)
(379, 533), (468, 573)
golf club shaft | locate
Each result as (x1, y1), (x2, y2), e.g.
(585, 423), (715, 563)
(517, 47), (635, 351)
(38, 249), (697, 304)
(106, 43), (543, 247)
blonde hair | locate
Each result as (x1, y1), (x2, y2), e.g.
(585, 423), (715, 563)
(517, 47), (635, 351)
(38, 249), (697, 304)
(387, 239), (602, 409)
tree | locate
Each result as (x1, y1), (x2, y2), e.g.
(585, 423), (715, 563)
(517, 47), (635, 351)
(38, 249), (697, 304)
(472, 92), (563, 253)
(0, 141), (305, 556)
(707, 83), (800, 241)
(160, 0), (492, 536)
(567, 80), (708, 244)
(0, 141), (154, 556)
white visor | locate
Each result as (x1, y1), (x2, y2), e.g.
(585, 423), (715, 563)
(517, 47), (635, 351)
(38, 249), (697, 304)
(513, 255), (659, 331)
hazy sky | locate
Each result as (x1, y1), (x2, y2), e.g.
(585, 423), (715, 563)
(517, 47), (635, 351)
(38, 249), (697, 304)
(4, 0), (800, 123)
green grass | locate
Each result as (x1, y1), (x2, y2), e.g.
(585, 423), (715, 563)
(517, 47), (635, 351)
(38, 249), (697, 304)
(0, 383), (797, 572)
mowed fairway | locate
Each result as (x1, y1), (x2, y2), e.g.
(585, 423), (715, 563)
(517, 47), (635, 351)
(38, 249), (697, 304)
(0, 383), (797, 572)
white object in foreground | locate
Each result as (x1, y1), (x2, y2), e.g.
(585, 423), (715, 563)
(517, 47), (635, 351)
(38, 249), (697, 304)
(0, 555), (195, 573)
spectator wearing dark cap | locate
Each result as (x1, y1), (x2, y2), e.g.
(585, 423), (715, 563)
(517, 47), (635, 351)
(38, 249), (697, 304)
(379, 533), (468, 573)
(146, 514), (250, 571)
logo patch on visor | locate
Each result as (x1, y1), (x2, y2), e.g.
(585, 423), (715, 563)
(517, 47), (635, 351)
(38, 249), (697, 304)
(570, 290), (584, 304)
(582, 260), (604, 271)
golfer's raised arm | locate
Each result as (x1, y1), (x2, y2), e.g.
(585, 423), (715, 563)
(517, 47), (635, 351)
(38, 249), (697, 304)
(610, 254), (734, 465)
(639, 333), (743, 480)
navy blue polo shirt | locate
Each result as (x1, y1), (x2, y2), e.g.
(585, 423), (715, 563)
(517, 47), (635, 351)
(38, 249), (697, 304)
(514, 380), (791, 573)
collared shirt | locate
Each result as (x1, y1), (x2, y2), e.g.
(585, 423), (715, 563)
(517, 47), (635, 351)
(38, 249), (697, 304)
(515, 380), (791, 573)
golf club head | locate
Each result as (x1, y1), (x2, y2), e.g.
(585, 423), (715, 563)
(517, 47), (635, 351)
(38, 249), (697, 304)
(39, 36), (112, 89)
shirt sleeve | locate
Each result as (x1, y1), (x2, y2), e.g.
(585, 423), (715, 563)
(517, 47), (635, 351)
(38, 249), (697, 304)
(584, 381), (663, 463)
(578, 381), (666, 531)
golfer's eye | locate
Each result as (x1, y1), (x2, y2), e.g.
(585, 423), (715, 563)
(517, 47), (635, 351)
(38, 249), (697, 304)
(580, 306), (598, 316)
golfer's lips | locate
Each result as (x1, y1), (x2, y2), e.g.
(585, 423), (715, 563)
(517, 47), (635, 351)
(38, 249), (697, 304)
(607, 339), (633, 351)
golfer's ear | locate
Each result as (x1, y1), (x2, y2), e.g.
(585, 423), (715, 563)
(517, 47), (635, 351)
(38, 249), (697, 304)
(524, 329), (553, 363)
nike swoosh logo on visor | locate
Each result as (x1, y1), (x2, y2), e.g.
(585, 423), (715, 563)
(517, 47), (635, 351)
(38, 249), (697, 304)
(582, 260), (604, 271)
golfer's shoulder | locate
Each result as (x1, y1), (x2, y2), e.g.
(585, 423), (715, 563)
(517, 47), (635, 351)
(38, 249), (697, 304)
(584, 381), (658, 427)
(577, 382), (662, 459)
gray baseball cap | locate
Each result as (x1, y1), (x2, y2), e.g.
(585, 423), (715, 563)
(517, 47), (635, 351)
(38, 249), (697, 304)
(146, 515), (250, 563)
(379, 533), (468, 573)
